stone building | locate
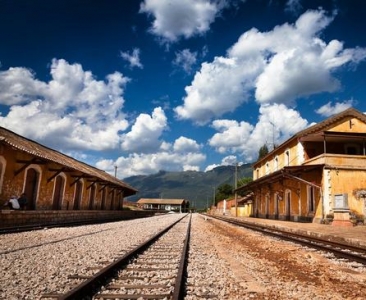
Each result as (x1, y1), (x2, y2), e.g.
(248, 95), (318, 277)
(0, 127), (137, 210)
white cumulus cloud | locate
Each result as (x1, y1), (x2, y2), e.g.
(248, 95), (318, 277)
(173, 49), (197, 73)
(120, 107), (168, 153)
(175, 56), (261, 124)
(140, 0), (222, 43)
(315, 100), (355, 117)
(97, 149), (206, 178)
(173, 136), (201, 153)
(175, 9), (366, 124)
(120, 48), (143, 69)
(0, 59), (130, 151)
(209, 104), (308, 162)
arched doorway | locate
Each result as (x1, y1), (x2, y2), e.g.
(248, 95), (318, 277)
(285, 190), (291, 221)
(73, 180), (83, 210)
(0, 156), (6, 194)
(265, 193), (270, 219)
(52, 175), (65, 210)
(110, 190), (115, 210)
(24, 168), (40, 210)
(274, 193), (279, 219)
(88, 184), (96, 210)
(101, 188), (106, 210)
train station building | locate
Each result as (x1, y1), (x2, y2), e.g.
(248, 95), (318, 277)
(236, 107), (366, 225)
(0, 126), (137, 211)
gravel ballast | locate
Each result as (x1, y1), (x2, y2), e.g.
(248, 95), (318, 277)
(1, 213), (366, 299)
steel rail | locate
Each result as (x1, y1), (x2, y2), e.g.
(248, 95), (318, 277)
(172, 213), (191, 300)
(53, 213), (189, 300)
(209, 215), (366, 265)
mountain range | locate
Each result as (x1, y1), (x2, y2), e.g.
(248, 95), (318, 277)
(123, 164), (253, 209)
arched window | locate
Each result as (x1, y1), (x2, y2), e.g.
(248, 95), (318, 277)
(285, 150), (290, 166)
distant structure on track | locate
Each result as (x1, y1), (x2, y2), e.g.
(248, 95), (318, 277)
(137, 198), (190, 213)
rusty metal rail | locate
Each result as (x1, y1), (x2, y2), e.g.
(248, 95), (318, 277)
(208, 215), (366, 265)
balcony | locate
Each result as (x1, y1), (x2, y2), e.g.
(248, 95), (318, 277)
(304, 153), (366, 169)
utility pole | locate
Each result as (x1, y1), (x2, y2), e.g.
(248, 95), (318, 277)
(114, 165), (117, 177)
(234, 162), (238, 217)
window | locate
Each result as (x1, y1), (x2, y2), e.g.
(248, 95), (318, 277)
(274, 156), (279, 171)
(345, 143), (360, 155)
(265, 162), (270, 175)
(285, 150), (290, 166)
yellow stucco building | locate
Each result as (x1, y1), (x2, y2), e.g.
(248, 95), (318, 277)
(236, 107), (366, 224)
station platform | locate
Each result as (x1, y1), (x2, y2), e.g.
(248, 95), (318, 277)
(224, 216), (366, 249)
(0, 209), (154, 230)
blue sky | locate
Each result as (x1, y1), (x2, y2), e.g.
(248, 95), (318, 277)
(1, 0), (366, 179)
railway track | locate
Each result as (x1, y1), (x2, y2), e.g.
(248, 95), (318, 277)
(209, 215), (366, 265)
(41, 213), (191, 300)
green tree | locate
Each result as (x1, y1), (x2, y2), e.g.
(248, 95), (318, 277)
(237, 177), (252, 187)
(215, 183), (233, 203)
(258, 144), (269, 161)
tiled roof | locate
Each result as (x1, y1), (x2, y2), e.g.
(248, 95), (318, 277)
(294, 107), (366, 138)
(0, 127), (137, 196)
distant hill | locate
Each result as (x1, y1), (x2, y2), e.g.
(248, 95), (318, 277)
(123, 163), (253, 209)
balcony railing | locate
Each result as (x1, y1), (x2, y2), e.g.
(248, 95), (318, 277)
(304, 153), (366, 168)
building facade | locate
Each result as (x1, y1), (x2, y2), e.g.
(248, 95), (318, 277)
(0, 127), (137, 210)
(137, 198), (190, 213)
(236, 108), (366, 224)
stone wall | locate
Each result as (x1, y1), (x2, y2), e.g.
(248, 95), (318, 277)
(0, 210), (154, 229)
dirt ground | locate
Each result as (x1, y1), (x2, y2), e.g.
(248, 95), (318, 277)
(200, 216), (366, 299)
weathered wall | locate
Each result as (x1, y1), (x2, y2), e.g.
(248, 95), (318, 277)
(0, 210), (155, 229)
(0, 144), (124, 211)
(327, 168), (366, 215)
